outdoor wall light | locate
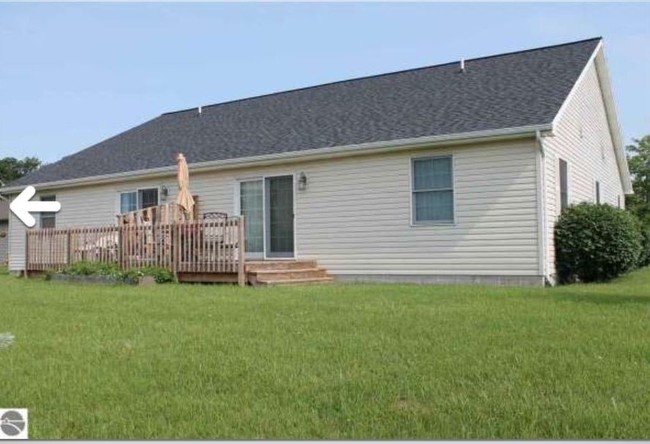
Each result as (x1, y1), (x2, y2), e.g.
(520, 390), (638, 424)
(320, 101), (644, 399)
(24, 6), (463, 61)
(160, 185), (169, 201)
(298, 172), (307, 191)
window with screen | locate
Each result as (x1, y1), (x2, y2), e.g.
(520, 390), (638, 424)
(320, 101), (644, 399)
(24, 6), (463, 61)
(412, 156), (454, 224)
(40, 195), (56, 229)
(139, 188), (159, 209)
(120, 188), (158, 213)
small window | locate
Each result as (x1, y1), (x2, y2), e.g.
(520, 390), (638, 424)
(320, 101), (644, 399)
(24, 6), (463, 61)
(119, 188), (158, 214)
(139, 188), (159, 209)
(412, 156), (454, 223)
(120, 191), (137, 214)
(40, 195), (56, 229)
(595, 181), (601, 204)
(559, 159), (569, 212)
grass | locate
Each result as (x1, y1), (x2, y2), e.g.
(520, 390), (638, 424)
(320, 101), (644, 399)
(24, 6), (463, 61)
(1, 268), (650, 439)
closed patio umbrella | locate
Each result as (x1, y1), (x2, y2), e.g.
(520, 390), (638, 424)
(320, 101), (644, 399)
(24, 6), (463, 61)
(176, 153), (195, 219)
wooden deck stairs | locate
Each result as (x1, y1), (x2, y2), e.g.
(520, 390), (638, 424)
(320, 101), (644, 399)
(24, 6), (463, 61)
(246, 260), (334, 286)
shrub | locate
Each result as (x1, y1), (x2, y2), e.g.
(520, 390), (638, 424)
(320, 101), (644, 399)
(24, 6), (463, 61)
(555, 203), (642, 284)
(62, 261), (122, 278)
(123, 267), (174, 284)
(61, 262), (175, 284)
(639, 227), (650, 268)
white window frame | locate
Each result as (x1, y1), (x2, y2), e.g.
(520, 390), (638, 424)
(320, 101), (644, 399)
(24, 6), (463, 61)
(410, 154), (455, 226)
(116, 186), (161, 214)
(40, 194), (57, 229)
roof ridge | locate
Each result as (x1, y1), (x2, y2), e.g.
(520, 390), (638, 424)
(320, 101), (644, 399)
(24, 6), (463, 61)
(161, 36), (602, 117)
(464, 36), (602, 64)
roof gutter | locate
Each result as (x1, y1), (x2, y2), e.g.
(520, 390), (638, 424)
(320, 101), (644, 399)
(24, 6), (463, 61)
(0, 124), (550, 194)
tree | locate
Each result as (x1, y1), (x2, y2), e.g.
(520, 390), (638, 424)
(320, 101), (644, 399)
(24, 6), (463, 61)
(0, 157), (42, 186)
(626, 136), (650, 226)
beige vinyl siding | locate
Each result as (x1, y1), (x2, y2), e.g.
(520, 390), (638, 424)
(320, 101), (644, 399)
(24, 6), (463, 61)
(543, 57), (625, 280)
(8, 138), (541, 278)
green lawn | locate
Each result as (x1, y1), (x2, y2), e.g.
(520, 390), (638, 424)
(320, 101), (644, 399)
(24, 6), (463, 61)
(1, 267), (649, 439)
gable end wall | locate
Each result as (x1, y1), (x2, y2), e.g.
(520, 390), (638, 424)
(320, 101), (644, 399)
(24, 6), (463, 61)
(543, 58), (626, 281)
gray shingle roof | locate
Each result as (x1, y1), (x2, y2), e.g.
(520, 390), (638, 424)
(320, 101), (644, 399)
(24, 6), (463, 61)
(10, 37), (601, 187)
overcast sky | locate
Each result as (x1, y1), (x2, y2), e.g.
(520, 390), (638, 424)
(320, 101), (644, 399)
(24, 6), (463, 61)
(1, 2), (649, 164)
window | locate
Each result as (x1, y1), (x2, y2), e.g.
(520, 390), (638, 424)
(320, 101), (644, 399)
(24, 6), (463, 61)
(119, 188), (158, 213)
(412, 156), (454, 224)
(40, 195), (56, 229)
(595, 181), (601, 204)
(559, 159), (569, 212)
(120, 192), (137, 213)
(139, 188), (159, 209)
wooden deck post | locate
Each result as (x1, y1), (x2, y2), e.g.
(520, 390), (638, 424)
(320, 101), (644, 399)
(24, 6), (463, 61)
(24, 231), (29, 279)
(237, 216), (246, 287)
(117, 227), (123, 269)
(66, 229), (72, 266)
(171, 222), (179, 282)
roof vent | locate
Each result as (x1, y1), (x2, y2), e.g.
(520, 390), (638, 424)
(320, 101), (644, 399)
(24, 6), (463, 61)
(460, 58), (466, 73)
(198, 106), (202, 116)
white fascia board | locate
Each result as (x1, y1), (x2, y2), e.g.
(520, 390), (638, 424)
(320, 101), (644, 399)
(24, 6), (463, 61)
(0, 124), (548, 194)
(551, 39), (632, 195)
(593, 46), (633, 194)
(552, 40), (603, 129)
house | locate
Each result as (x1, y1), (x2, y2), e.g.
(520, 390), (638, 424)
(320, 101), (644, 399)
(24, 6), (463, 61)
(0, 201), (8, 264)
(0, 37), (632, 286)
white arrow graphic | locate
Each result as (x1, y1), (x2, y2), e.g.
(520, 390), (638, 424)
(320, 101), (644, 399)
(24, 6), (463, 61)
(10, 186), (61, 228)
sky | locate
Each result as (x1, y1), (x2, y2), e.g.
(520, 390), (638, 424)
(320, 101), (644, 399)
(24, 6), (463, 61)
(0, 3), (649, 164)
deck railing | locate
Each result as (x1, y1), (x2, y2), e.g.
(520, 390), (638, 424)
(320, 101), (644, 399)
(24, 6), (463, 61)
(116, 201), (198, 226)
(25, 217), (246, 285)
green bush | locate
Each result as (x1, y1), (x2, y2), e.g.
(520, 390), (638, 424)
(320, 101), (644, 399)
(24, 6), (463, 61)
(555, 203), (643, 283)
(639, 227), (650, 268)
(123, 267), (174, 284)
(61, 262), (174, 284)
(62, 261), (122, 278)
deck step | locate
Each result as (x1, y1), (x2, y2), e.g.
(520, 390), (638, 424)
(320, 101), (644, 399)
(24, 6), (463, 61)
(246, 260), (318, 272)
(250, 268), (329, 281)
(255, 276), (335, 286)
(246, 260), (333, 286)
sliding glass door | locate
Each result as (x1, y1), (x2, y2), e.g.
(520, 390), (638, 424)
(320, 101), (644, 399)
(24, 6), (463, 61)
(239, 175), (295, 259)
(265, 176), (294, 258)
(239, 180), (264, 258)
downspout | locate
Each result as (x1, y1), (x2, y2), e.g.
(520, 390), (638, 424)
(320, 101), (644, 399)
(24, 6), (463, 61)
(535, 130), (549, 285)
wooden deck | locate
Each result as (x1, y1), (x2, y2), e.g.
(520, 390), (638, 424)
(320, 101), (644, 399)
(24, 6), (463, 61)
(25, 203), (334, 286)
(26, 216), (247, 286)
